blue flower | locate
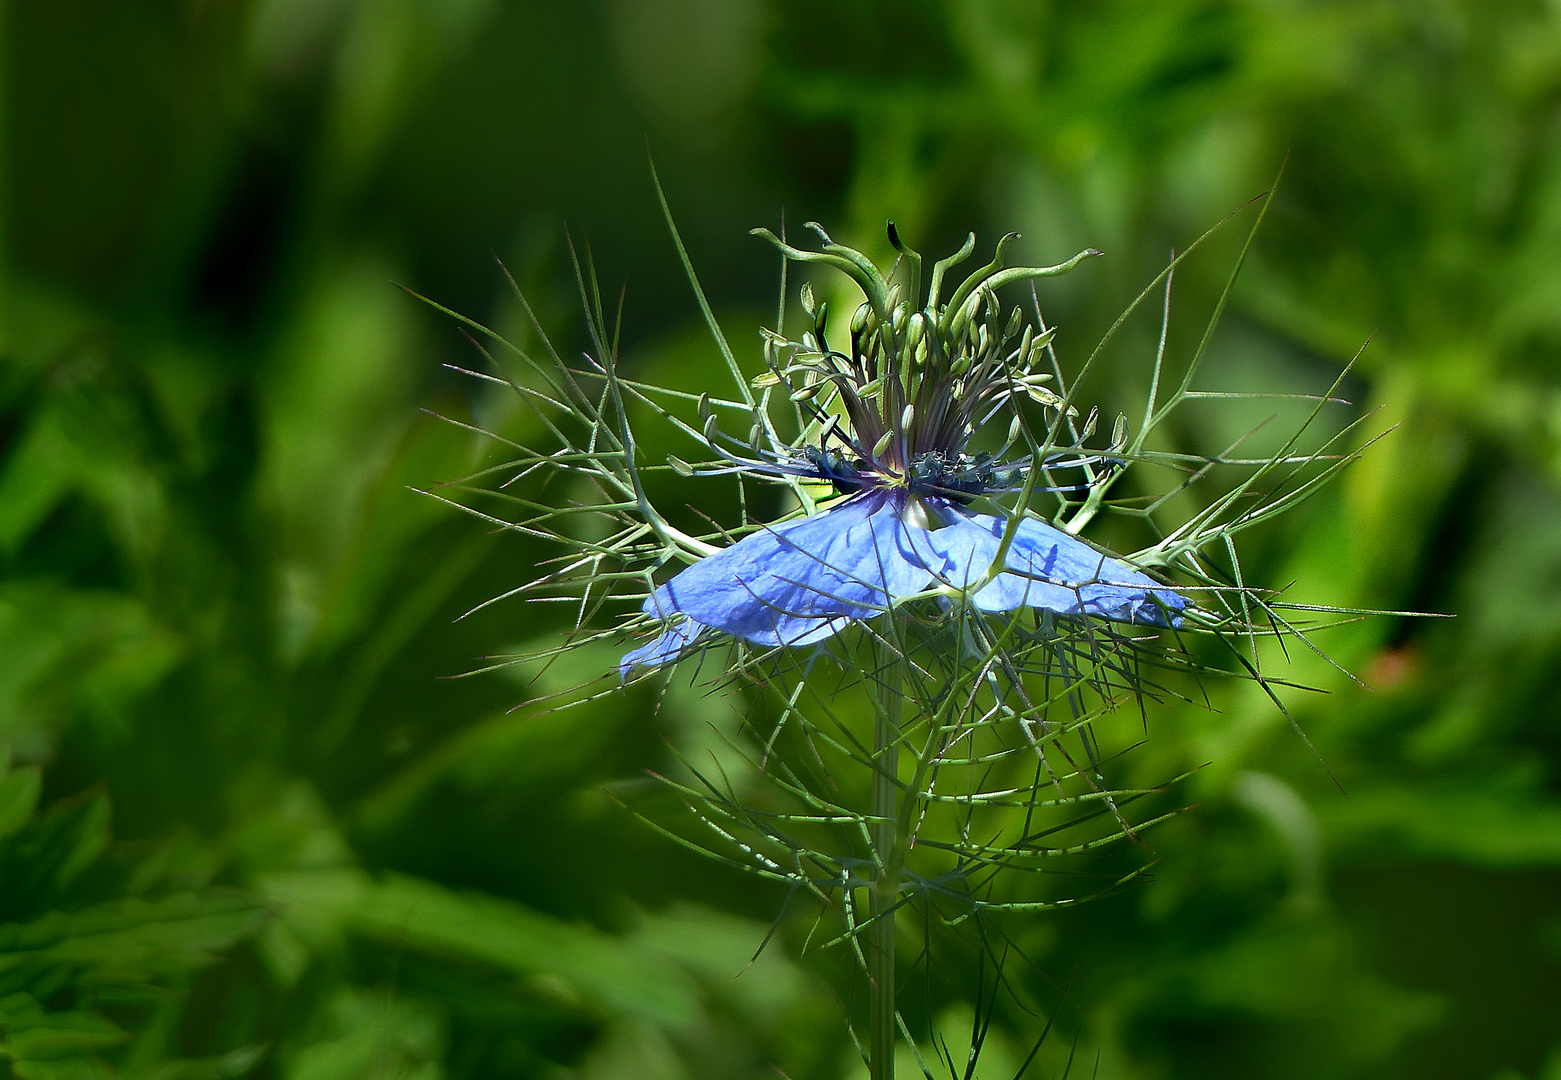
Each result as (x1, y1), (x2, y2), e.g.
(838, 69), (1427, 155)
(622, 488), (1184, 675)
(615, 224), (1192, 676)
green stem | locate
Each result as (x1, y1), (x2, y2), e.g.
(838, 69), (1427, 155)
(870, 648), (904, 1080)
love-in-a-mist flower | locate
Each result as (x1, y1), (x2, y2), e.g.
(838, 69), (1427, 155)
(621, 224), (1186, 675)
(429, 189), (1370, 1080)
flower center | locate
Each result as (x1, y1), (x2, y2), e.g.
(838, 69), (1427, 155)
(802, 446), (1019, 504)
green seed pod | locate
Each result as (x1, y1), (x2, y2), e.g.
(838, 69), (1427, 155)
(800, 281), (816, 319)
(1004, 304), (1024, 343)
(852, 301), (872, 334)
(1015, 325), (1034, 368)
(667, 454), (695, 477)
(1022, 326), (1057, 369)
(872, 428), (895, 458)
(952, 289), (984, 341)
(697, 392), (712, 421)
(1111, 412), (1130, 453)
(1024, 384), (1064, 407)
(1080, 404), (1099, 441)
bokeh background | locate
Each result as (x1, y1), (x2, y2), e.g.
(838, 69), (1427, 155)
(5, 1), (1561, 1077)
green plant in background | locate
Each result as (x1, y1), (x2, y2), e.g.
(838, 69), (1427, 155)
(0, 748), (269, 1080)
(0, 272), (830, 1076)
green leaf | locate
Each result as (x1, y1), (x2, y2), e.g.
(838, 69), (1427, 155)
(134, 1044), (267, 1080)
(278, 988), (441, 1080)
(0, 791), (111, 922)
(1320, 782), (1561, 868)
(0, 992), (125, 1080)
(0, 893), (271, 991)
(262, 869), (702, 1026)
(0, 765), (41, 844)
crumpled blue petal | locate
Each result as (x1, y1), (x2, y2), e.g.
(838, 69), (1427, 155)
(619, 618), (703, 676)
(621, 491), (1184, 673)
(914, 509), (1184, 625)
(642, 490), (933, 650)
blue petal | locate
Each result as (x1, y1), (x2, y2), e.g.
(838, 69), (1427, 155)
(623, 494), (1188, 673)
(620, 618), (702, 678)
(925, 507), (1185, 626)
(914, 512), (1084, 613)
(643, 491), (935, 648)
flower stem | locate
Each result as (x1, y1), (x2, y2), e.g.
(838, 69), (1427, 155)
(870, 645), (904, 1080)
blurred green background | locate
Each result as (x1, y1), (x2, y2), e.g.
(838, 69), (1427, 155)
(4, 1), (1561, 1077)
